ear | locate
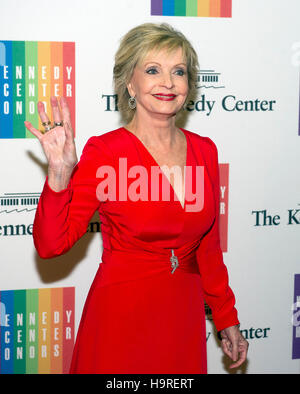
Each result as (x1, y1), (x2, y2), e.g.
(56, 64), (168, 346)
(127, 80), (136, 98)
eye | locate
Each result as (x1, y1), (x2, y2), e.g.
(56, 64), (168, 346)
(146, 67), (158, 75)
(174, 68), (186, 76)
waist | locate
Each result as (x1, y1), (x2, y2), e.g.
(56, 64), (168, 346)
(91, 237), (202, 288)
(101, 246), (199, 275)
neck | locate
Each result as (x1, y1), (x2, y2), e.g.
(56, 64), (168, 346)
(125, 110), (178, 148)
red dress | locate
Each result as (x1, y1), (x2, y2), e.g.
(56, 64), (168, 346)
(33, 127), (239, 374)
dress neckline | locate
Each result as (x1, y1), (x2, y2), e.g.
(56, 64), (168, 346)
(122, 126), (189, 211)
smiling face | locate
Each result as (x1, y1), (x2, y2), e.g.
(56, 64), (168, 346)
(127, 47), (189, 121)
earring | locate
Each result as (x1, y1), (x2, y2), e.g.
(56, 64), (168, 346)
(128, 96), (136, 110)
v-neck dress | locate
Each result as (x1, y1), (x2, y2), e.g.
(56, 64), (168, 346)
(124, 127), (187, 209)
(32, 127), (239, 374)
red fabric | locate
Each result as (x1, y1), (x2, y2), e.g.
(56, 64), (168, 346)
(33, 127), (239, 374)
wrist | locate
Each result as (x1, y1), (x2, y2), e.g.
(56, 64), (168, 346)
(48, 165), (75, 192)
(217, 324), (240, 340)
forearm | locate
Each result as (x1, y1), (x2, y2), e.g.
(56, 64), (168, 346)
(33, 176), (75, 258)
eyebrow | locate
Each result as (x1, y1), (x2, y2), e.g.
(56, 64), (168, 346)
(143, 61), (187, 67)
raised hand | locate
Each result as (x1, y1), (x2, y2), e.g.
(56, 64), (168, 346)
(25, 96), (78, 192)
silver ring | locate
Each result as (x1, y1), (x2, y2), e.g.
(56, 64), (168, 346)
(54, 121), (63, 127)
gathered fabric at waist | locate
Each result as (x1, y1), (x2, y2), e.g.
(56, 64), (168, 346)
(93, 244), (200, 288)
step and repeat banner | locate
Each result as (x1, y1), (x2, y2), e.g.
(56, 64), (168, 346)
(0, 0), (299, 374)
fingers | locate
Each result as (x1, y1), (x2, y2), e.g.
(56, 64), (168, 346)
(51, 96), (63, 124)
(60, 97), (72, 125)
(231, 341), (239, 363)
(221, 339), (234, 360)
(25, 97), (74, 138)
(25, 100), (53, 137)
(64, 119), (75, 143)
(60, 97), (75, 141)
(37, 101), (51, 125)
(221, 337), (248, 369)
(229, 343), (248, 369)
(24, 121), (43, 139)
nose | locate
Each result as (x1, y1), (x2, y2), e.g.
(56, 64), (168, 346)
(160, 71), (174, 89)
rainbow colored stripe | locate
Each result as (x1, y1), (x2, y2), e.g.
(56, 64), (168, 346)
(151, 0), (232, 17)
(0, 41), (75, 139)
(0, 287), (75, 374)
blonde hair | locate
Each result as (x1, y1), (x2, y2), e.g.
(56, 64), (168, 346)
(113, 23), (199, 123)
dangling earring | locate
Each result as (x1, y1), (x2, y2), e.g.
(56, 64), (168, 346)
(128, 96), (136, 110)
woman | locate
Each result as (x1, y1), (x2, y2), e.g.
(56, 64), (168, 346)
(25, 23), (248, 374)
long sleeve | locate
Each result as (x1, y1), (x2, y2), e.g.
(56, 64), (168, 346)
(33, 136), (113, 259)
(196, 137), (239, 332)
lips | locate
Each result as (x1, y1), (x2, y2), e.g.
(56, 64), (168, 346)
(152, 94), (177, 101)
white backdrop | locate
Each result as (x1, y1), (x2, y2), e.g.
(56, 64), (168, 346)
(0, 0), (299, 374)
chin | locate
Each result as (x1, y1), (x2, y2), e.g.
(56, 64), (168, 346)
(150, 110), (178, 118)
(150, 105), (183, 117)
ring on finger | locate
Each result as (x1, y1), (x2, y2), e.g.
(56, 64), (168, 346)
(54, 121), (63, 127)
(41, 121), (52, 132)
(44, 125), (53, 132)
(43, 122), (54, 132)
